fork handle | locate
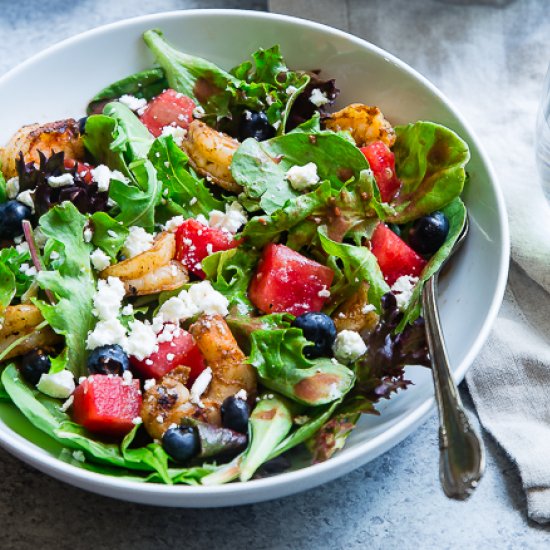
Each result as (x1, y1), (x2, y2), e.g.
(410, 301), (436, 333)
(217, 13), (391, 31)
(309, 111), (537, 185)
(422, 275), (485, 500)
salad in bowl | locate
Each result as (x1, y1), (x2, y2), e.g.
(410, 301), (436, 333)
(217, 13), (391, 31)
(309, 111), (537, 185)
(0, 29), (469, 486)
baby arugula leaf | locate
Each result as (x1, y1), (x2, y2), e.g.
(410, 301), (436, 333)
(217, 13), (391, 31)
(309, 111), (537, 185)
(0, 245), (32, 299)
(109, 158), (162, 231)
(34, 203), (95, 378)
(388, 122), (469, 223)
(249, 327), (355, 406)
(87, 68), (168, 115)
(148, 135), (226, 223)
(90, 211), (129, 260)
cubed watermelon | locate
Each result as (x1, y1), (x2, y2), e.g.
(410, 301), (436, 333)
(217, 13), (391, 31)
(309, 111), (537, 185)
(139, 89), (195, 137)
(360, 141), (401, 202)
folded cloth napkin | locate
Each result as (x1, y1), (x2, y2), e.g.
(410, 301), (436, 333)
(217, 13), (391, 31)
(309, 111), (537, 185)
(270, 0), (550, 523)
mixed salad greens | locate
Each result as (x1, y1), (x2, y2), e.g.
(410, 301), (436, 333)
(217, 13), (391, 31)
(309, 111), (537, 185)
(0, 30), (469, 485)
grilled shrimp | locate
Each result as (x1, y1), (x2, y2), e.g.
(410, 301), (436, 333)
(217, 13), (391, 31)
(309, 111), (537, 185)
(141, 366), (194, 441)
(141, 315), (256, 440)
(0, 305), (62, 360)
(0, 119), (84, 178)
(181, 120), (242, 193)
(323, 104), (396, 148)
(123, 261), (188, 297)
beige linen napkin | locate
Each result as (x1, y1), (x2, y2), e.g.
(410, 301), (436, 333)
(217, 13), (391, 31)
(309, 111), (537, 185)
(269, 0), (550, 523)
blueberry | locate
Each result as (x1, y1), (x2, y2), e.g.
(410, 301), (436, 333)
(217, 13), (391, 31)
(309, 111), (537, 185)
(221, 395), (250, 434)
(293, 312), (337, 358)
(162, 425), (200, 463)
(0, 200), (32, 240)
(238, 110), (276, 141)
(408, 211), (450, 256)
(20, 349), (51, 386)
(77, 116), (88, 135)
(87, 344), (129, 376)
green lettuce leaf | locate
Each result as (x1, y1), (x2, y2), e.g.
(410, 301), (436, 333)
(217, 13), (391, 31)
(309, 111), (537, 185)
(1, 364), (172, 482)
(201, 247), (260, 314)
(231, 131), (370, 214)
(0, 170), (7, 203)
(148, 135), (226, 223)
(87, 68), (168, 115)
(34, 203), (95, 378)
(90, 211), (129, 260)
(318, 226), (389, 313)
(388, 122), (469, 222)
(249, 327), (355, 406)
(397, 197), (467, 329)
(0, 245), (32, 300)
(142, 31), (308, 132)
(109, 158), (162, 231)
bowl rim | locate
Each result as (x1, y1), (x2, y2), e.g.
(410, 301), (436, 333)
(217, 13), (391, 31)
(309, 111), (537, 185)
(0, 8), (510, 501)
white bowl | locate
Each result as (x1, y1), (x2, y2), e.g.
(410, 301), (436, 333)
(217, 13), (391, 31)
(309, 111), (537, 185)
(0, 9), (509, 507)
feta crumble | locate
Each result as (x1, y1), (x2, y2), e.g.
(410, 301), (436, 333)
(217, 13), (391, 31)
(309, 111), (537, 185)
(190, 367), (212, 405)
(309, 88), (330, 107)
(15, 241), (29, 255)
(93, 277), (125, 320)
(91, 164), (128, 193)
(144, 379), (156, 391)
(234, 389), (248, 401)
(47, 173), (74, 187)
(6, 177), (19, 198)
(118, 94), (148, 112)
(121, 304), (134, 316)
(208, 201), (247, 234)
(161, 125), (187, 146)
(83, 226), (93, 243)
(318, 286), (331, 298)
(16, 190), (35, 212)
(164, 215), (185, 233)
(132, 416), (143, 425)
(122, 226), (155, 258)
(124, 320), (159, 361)
(192, 105), (206, 119)
(333, 330), (367, 364)
(90, 248), (111, 271)
(286, 85), (298, 95)
(37, 370), (75, 399)
(86, 318), (127, 350)
(285, 162), (320, 190)
(391, 275), (419, 311)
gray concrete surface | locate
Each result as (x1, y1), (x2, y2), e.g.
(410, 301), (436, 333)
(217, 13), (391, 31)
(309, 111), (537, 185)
(1, 1), (549, 548)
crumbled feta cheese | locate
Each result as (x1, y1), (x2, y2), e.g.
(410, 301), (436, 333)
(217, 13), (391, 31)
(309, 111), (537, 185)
(188, 281), (229, 316)
(272, 120), (281, 131)
(60, 395), (74, 412)
(16, 190), (35, 212)
(361, 303), (376, 314)
(132, 416), (143, 425)
(122, 370), (133, 385)
(15, 241), (29, 255)
(19, 263), (37, 277)
(164, 215), (185, 233)
(286, 85), (298, 95)
(156, 323), (180, 343)
(166, 353), (175, 361)
(121, 304), (134, 316)
(309, 88), (329, 107)
(208, 202), (247, 234)
(72, 450), (86, 463)
(333, 330), (367, 364)
(192, 105), (206, 119)
(161, 125), (187, 146)
(144, 379), (156, 391)
(234, 389), (247, 401)
(49, 250), (60, 261)
(190, 367), (212, 405)
(118, 94), (148, 112)
(124, 320), (158, 361)
(37, 370), (75, 398)
(122, 226), (155, 258)
(391, 275), (419, 311)
(47, 173), (74, 188)
(285, 162), (320, 190)
(90, 164), (128, 192)
(318, 286), (331, 298)
(83, 226), (93, 243)
(157, 294), (199, 324)
(86, 318), (127, 350)
(6, 177), (19, 198)
(93, 277), (125, 320)
(90, 248), (111, 271)
(156, 415), (164, 424)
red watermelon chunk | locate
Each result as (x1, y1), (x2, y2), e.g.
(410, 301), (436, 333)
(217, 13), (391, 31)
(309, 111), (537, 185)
(139, 89), (195, 137)
(72, 375), (142, 438)
(175, 218), (239, 278)
(249, 243), (334, 316)
(130, 326), (206, 383)
(370, 223), (427, 285)
(360, 141), (401, 203)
